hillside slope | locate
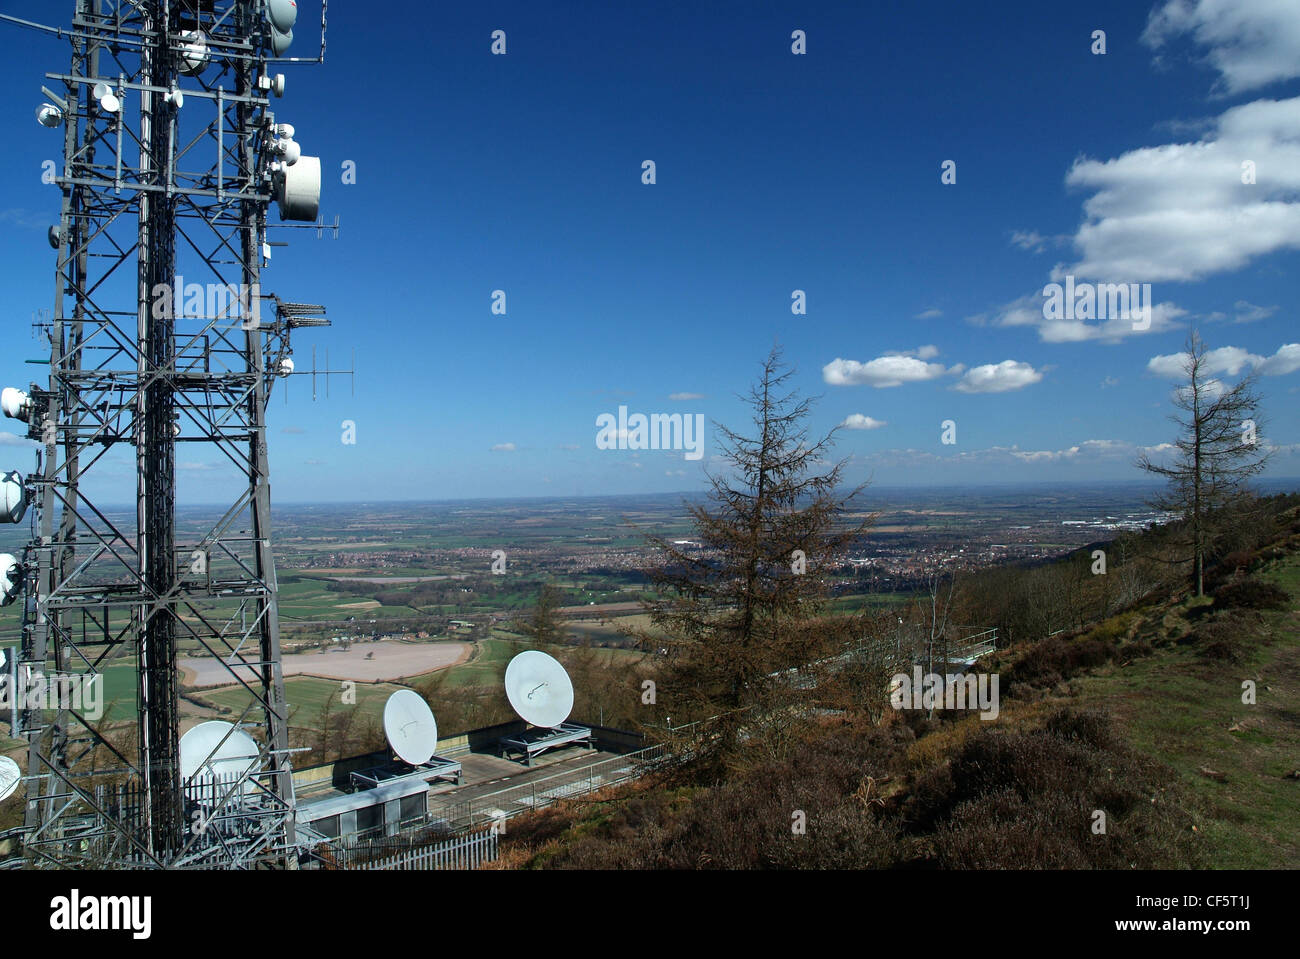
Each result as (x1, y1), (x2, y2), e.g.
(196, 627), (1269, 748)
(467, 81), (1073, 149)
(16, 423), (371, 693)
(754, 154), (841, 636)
(492, 508), (1300, 870)
(1071, 550), (1300, 867)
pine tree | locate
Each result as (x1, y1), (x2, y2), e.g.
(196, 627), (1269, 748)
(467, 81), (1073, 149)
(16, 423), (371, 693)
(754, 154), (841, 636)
(514, 583), (565, 647)
(641, 347), (871, 767)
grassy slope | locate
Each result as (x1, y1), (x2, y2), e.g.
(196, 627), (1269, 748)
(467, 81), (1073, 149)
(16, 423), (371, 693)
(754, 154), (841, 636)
(1072, 552), (1300, 867)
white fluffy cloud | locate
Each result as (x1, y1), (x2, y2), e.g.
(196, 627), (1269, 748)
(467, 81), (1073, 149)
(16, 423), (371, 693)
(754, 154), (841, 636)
(981, 292), (1185, 343)
(872, 345), (941, 359)
(1059, 96), (1300, 283)
(953, 360), (1044, 394)
(490, 442), (517, 452)
(1147, 343), (1300, 378)
(1009, 440), (1130, 463)
(991, 7), (1300, 334)
(1143, 0), (1300, 95)
(1204, 300), (1278, 324)
(840, 414), (887, 430)
(823, 352), (957, 388)
(865, 439), (1148, 468)
(1259, 343), (1300, 375)
(1010, 229), (1068, 253)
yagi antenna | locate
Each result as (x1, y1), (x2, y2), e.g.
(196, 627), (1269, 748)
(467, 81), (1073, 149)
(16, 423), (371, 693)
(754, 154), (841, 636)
(264, 213), (339, 240)
(266, 298), (354, 402)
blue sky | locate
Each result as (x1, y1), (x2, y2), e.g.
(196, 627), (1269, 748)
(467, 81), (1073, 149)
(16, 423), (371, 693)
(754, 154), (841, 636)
(0, 0), (1298, 503)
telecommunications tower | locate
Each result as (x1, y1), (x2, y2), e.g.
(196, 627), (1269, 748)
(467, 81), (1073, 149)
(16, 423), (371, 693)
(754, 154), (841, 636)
(1, 0), (332, 867)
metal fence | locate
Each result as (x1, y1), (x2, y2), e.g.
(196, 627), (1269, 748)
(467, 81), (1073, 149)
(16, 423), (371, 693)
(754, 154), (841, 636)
(349, 829), (499, 871)
(429, 741), (671, 832)
(951, 626), (998, 663)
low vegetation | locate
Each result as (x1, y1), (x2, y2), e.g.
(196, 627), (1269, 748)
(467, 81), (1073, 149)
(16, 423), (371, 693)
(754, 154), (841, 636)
(491, 494), (1300, 869)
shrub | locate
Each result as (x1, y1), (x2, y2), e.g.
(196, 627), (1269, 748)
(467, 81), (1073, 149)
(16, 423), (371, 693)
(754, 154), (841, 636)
(530, 723), (911, 869)
(1190, 618), (1249, 663)
(1212, 578), (1290, 612)
(1044, 705), (1115, 750)
(1088, 612), (1137, 645)
(903, 709), (1202, 868)
(1007, 635), (1117, 690)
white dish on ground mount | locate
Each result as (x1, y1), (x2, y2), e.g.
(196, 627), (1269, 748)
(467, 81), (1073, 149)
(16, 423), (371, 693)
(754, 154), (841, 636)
(382, 689), (439, 766)
(504, 650), (574, 729)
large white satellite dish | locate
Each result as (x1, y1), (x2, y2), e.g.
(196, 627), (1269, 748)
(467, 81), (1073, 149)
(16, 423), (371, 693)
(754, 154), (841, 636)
(504, 651), (574, 729)
(383, 690), (439, 766)
(0, 756), (20, 802)
(179, 721), (259, 795)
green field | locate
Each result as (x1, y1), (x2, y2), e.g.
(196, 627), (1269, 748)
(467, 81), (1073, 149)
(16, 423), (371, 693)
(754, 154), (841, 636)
(276, 574), (418, 621)
(201, 674), (406, 731)
(1074, 552), (1300, 868)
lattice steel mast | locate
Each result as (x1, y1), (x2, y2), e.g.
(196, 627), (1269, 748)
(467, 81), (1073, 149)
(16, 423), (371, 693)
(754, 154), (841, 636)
(2, 0), (330, 867)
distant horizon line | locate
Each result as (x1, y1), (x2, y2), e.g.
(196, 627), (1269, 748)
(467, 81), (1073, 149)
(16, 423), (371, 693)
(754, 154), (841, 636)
(50, 476), (1300, 512)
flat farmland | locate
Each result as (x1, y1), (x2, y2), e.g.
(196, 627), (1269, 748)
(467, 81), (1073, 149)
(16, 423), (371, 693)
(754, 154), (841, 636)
(203, 675), (405, 731)
(179, 639), (471, 686)
(433, 634), (524, 689)
(276, 574), (417, 621)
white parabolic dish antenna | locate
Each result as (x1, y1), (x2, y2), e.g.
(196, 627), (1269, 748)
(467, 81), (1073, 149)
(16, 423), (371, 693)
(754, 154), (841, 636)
(505, 651), (574, 729)
(0, 756), (20, 802)
(179, 721), (259, 795)
(383, 690), (438, 766)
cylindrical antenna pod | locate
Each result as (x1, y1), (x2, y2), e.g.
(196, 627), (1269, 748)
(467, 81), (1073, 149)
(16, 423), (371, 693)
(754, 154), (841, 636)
(92, 83), (120, 114)
(1, 388), (30, 420)
(268, 26), (294, 56)
(268, 0), (299, 33)
(0, 472), (26, 524)
(0, 553), (20, 607)
(278, 358), (295, 377)
(36, 103), (63, 127)
(273, 136), (301, 165)
(275, 156), (321, 221)
(178, 31), (210, 75)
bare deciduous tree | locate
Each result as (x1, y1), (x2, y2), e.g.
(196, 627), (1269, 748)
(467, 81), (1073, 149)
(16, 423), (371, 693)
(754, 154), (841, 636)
(1137, 331), (1269, 596)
